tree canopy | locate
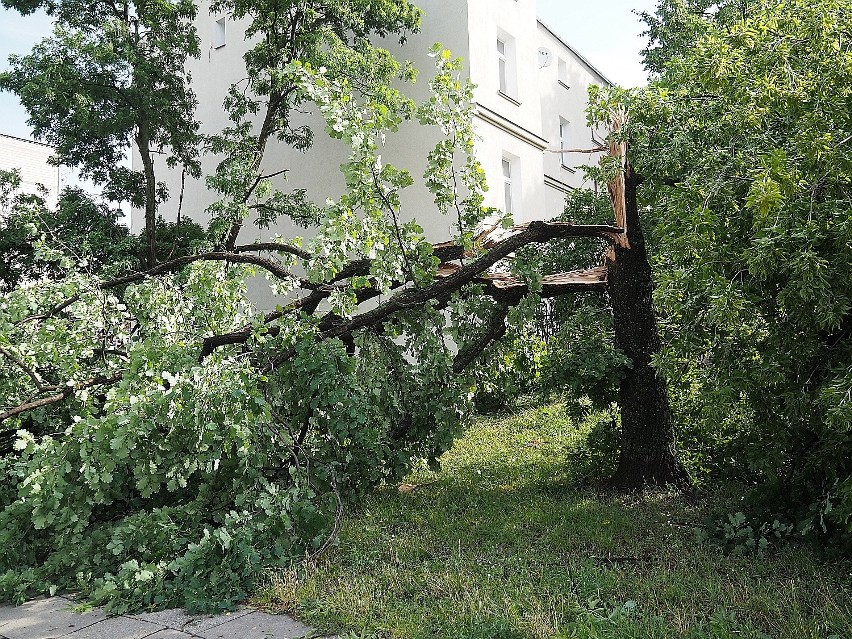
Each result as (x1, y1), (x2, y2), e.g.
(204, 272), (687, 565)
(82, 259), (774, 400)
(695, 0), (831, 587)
(0, 0), (623, 611)
(0, 0), (202, 268)
(633, 0), (852, 544)
(1, 0), (850, 615)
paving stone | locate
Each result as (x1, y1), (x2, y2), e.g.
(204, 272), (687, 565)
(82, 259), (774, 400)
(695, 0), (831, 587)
(62, 617), (160, 639)
(197, 612), (313, 639)
(138, 632), (194, 639)
(0, 598), (108, 639)
(135, 632), (193, 639)
(128, 609), (252, 634)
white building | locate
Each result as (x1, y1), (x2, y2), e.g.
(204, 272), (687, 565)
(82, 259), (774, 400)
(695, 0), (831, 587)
(0, 133), (63, 209)
(139, 0), (610, 244)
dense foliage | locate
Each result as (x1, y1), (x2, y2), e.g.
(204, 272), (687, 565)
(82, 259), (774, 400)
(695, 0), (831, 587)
(0, 176), (128, 291)
(0, 0), (521, 607)
(633, 0), (852, 547)
(0, 171), (207, 293)
(2, 0), (850, 616)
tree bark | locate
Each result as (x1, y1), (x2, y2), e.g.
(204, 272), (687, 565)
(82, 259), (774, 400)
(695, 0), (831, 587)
(605, 165), (689, 489)
(135, 123), (158, 270)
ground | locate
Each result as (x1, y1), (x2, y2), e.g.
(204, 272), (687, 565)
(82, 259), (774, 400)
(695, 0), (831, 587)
(253, 403), (852, 639)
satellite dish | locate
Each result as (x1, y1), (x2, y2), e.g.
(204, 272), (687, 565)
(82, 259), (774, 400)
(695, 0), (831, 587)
(538, 47), (553, 68)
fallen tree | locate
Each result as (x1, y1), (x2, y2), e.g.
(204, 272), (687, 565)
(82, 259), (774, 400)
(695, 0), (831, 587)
(0, 0), (685, 612)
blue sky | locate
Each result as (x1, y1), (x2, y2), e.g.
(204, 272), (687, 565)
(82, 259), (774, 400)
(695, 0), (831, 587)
(0, 1), (657, 141)
(537, 0), (657, 87)
(0, 9), (53, 139)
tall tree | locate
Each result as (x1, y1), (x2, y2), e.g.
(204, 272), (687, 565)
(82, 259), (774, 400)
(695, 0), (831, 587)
(0, 0), (703, 614)
(0, 0), (202, 268)
(634, 0), (852, 536)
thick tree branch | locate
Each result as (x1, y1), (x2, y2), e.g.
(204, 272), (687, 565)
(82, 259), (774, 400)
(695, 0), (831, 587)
(448, 267), (610, 374)
(232, 242), (312, 260)
(6, 222), (621, 421)
(452, 300), (514, 374)
(0, 372), (124, 424)
(203, 225), (618, 360)
(264, 222), (620, 370)
(198, 243), (471, 358)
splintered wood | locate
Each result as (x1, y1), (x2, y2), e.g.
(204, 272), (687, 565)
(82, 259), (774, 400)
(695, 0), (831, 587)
(607, 109), (631, 252)
(437, 263), (608, 294)
(485, 267), (608, 290)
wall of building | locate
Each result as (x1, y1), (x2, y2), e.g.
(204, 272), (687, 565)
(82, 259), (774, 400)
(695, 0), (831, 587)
(135, 0), (611, 302)
(536, 20), (610, 199)
(0, 134), (60, 209)
(142, 0), (472, 245)
(461, 1), (610, 222)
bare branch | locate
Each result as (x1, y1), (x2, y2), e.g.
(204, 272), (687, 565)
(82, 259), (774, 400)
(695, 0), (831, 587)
(232, 242), (312, 260)
(452, 300), (513, 374)
(0, 372), (124, 424)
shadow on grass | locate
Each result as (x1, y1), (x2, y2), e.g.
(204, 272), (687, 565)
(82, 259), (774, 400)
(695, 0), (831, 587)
(258, 406), (852, 639)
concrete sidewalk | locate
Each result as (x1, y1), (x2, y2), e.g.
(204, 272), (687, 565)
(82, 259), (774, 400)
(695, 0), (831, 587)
(0, 597), (334, 639)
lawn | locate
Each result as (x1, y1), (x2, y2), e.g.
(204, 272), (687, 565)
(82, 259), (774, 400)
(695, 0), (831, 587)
(253, 403), (852, 639)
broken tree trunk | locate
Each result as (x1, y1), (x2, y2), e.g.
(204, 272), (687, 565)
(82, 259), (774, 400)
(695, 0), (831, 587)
(605, 164), (689, 489)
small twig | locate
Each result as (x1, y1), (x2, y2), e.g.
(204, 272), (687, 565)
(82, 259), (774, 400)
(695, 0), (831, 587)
(258, 168), (289, 181)
(544, 145), (608, 155)
(0, 372), (124, 423)
(306, 468), (344, 561)
(0, 345), (52, 392)
(371, 165), (419, 286)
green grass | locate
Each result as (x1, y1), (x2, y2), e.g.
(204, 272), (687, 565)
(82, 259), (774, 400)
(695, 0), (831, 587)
(252, 404), (852, 639)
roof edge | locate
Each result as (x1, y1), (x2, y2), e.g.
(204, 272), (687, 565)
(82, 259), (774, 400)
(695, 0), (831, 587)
(0, 132), (52, 148)
(535, 18), (615, 87)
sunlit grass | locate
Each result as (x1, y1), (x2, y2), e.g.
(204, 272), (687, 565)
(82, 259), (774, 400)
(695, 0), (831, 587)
(253, 403), (852, 639)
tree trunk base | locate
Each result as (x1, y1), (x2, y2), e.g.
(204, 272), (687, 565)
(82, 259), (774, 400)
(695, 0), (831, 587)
(604, 165), (691, 494)
(603, 452), (691, 491)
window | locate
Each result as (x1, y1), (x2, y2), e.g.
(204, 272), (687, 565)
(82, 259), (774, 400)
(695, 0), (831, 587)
(496, 32), (518, 100)
(497, 38), (508, 94)
(502, 157), (514, 215)
(213, 17), (226, 49)
(559, 117), (570, 166)
(558, 57), (569, 88)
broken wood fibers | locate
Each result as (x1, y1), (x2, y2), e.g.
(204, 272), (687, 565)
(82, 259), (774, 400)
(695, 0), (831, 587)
(607, 109), (631, 258)
(436, 113), (630, 290)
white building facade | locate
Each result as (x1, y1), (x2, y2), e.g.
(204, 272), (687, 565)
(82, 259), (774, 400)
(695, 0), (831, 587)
(0, 134), (63, 209)
(139, 0), (610, 244)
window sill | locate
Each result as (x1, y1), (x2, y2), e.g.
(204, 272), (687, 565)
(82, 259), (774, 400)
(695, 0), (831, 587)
(498, 91), (521, 107)
(561, 164), (577, 173)
(558, 80), (570, 91)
